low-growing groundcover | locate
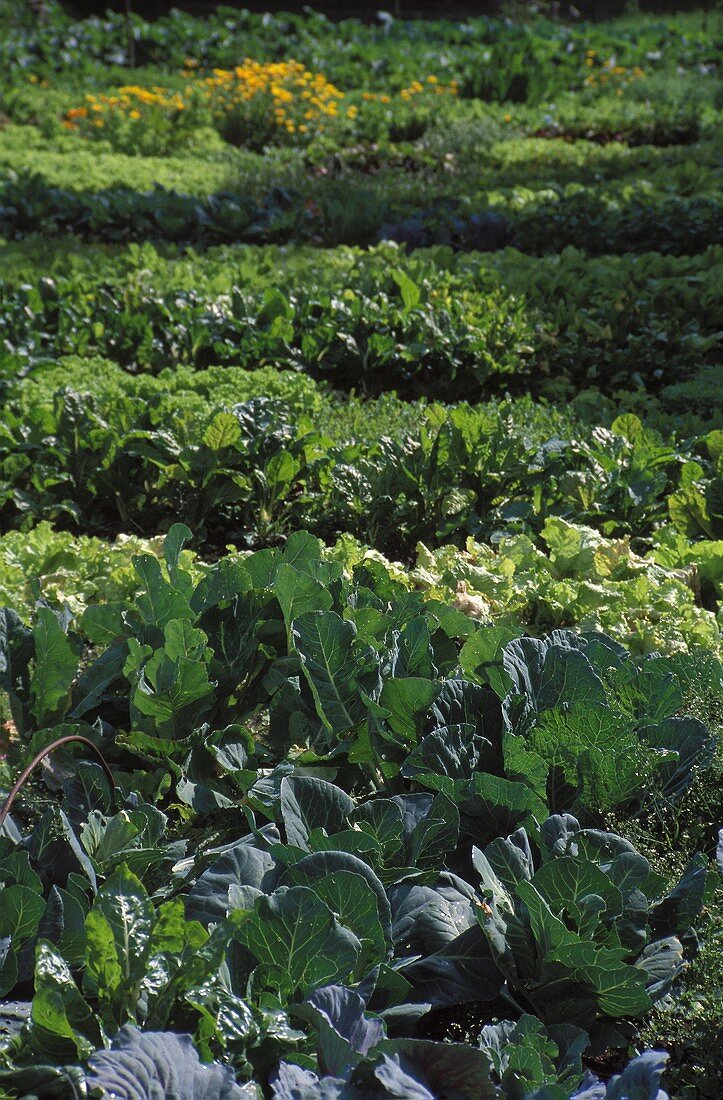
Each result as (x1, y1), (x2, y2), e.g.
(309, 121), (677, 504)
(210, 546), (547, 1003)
(1, 0), (722, 1097)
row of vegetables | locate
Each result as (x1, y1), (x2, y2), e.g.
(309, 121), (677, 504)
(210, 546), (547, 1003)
(3, 368), (723, 552)
(1, 171), (720, 256)
(2, 2), (718, 101)
(1, 242), (720, 400)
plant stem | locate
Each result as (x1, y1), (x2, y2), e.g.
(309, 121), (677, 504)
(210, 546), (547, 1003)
(0, 735), (115, 831)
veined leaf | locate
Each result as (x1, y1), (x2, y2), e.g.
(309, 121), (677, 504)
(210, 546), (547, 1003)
(133, 554), (193, 627)
(32, 941), (102, 1060)
(30, 608), (77, 726)
(0, 885), (45, 948)
(280, 776), (354, 850)
(293, 984), (384, 1078)
(87, 1024), (253, 1099)
(162, 522), (193, 589)
(203, 412), (242, 452)
(312, 870), (388, 976)
(292, 611), (371, 737)
(84, 865), (154, 1008)
(531, 857), (624, 926)
(237, 886), (360, 998)
(379, 677), (440, 744)
(186, 828), (281, 927)
(275, 563), (333, 636)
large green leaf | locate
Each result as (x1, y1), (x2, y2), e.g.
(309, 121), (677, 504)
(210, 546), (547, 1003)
(549, 941), (652, 1019)
(31, 941), (102, 1060)
(162, 522), (193, 589)
(459, 626), (518, 698)
(405, 793), (460, 872)
(401, 681), (504, 789)
(87, 1024), (254, 1099)
(650, 854), (709, 938)
(530, 705), (644, 811)
(636, 936), (685, 1002)
(292, 985), (384, 1078)
(312, 870), (388, 976)
(292, 612), (371, 737)
(379, 677), (440, 744)
(275, 564), (332, 636)
(463, 773), (546, 843)
(531, 857), (624, 930)
(133, 553), (193, 627)
(351, 799), (404, 868)
(190, 558), (252, 615)
(281, 851), (392, 947)
(124, 619), (215, 739)
(502, 635), (607, 715)
(71, 642), (128, 718)
(477, 830), (533, 893)
(237, 886), (360, 998)
(402, 922), (502, 1007)
(84, 865), (154, 1011)
(373, 1037), (499, 1100)
(203, 412), (242, 452)
(280, 776), (354, 850)
(639, 716), (717, 800)
(186, 829), (281, 926)
(0, 885), (45, 947)
(389, 618), (436, 679)
(30, 608), (78, 726)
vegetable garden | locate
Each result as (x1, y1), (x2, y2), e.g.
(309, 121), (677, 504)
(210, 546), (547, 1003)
(0, 2), (722, 1097)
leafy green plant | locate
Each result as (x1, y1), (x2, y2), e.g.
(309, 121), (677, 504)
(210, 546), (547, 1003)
(475, 815), (708, 1042)
(668, 430), (723, 542)
(0, 4), (720, 1093)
